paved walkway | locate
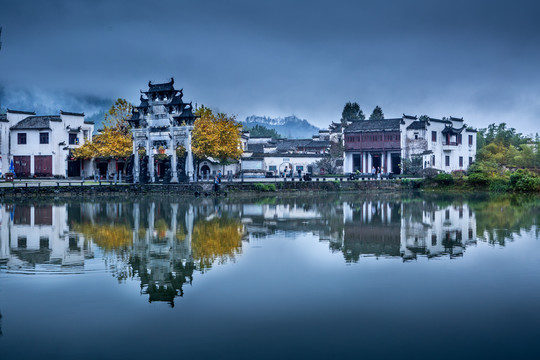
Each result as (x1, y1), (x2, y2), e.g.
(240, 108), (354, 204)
(0, 176), (398, 187)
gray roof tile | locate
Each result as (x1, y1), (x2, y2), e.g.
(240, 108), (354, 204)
(11, 116), (59, 130)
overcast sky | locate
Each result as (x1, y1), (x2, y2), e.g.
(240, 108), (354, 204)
(1, 0), (539, 133)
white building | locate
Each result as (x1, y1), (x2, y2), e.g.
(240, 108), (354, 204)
(241, 137), (334, 176)
(343, 115), (477, 174)
(0, 109), (94, 178)
(401, 116), (477, 173)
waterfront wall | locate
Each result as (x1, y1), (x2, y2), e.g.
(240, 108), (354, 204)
(0, 180), (402, 197)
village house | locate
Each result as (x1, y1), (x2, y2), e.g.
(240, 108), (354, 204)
(343, 115), (477, 174)
(0, 109), (94, 178)
(240, 124), (341, 177)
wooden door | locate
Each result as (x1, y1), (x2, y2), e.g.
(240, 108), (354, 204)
(34, 155), (53, 176)
(14, 156), (31, 177)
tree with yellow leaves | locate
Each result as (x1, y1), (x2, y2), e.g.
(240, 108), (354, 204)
(73, 99), (133, 160)
(191, 106), (243, 170)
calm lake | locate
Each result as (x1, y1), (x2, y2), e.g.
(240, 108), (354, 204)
(0, 193), (539, 360)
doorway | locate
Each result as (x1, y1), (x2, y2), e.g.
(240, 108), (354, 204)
(391, 153), (401, 174)
(372, 154), (381, 170)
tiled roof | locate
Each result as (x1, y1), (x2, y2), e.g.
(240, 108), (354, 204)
(402, 114), (417, 120)
(11, 116), (59, 130)
(169, 92), (184, 106)
(406, 120), (427, 130)
(145, 78), (176, 93)
(276, 139), (312, 152)
(303, 140), (331, 148)
(7, 109), (35, 115)
(442, 125), (465, 135)
(60, 110), (84, 116)
(247, 144), (264, 152)
(344, 119), (401, 133)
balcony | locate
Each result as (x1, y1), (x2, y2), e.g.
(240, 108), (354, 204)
(442, 141), (457, 150)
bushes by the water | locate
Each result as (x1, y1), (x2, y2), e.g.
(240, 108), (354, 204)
(467, 172), (490, 187)
(509, 170), (540, 192)
(253, 183), (276, 192)
(433, 173), (454, 186)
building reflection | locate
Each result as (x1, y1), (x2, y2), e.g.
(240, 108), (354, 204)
(3, 195), (534, 306)
(0, 203), (93, 269)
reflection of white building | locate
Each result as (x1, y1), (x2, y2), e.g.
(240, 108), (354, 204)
(0, 204), (93, 269)
(400, 202), (477, 260)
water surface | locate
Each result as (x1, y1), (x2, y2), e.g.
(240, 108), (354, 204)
(0, 193), (539, 359)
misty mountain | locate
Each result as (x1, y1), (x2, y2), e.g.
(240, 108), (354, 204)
(242, 115), (319, 139)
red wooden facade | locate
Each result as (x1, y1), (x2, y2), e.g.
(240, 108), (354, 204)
(344, 131), (400, 151)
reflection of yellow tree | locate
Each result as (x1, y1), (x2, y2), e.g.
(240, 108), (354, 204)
(191, 217), (243, 272)
(72, 222), (132, 251)
(154, 218), (169, 239)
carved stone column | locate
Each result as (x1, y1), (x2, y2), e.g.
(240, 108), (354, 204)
(170, 128), (179, 183)
(148, 131), (154, 183)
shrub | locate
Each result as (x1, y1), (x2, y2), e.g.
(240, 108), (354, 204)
(452, 170), (466, 178)
(488, 178), (510, 193)
(420, 168), (440, 179)
(433, 173), (454, 186)
(467, 172), (490, 187)
(509, 170), (540, 192)
(401, 178), (423, 189)
(253, 183), (276, 192)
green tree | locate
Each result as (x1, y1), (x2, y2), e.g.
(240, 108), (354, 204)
(369, 106), (384, 120)
(245, 124), (281, 139)
(341, 102), (365, 125)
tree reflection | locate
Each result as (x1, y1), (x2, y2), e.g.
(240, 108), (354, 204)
(192, 216), (244, 273)
(71, 222), (132, 251)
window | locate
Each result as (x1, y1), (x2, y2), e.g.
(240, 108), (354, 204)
(469, 156), (473, 165)
(459, 156), (463, 167)
(17, 133), (27, 144)
(18, 236), (27, 249)
(83, 130), (89, 141)
(269, 166), (277, 171)
(40, 237), (49, 249)
(445, 155), (450, 166)
(432, 131), (437, 142)
(69, 133), (78, 145)
(457, 134), (462, 145)
(40, 132), (49, 144)
(469, 135), (473, 146)
(431, 155), (435, 166)
(296, 166), (304, 171)
(445, 209), (450, 220)
(431, 234), (437, 246)
(414, 133), (419, 140)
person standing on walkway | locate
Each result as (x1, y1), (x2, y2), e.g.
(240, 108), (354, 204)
(214, 175), (220, 194)
(371, 166), (376, 179)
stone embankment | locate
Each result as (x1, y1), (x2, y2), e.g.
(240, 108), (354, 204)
(0, 179), (403, 198)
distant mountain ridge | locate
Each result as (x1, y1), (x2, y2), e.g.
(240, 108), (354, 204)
(242, 115), (319, 139)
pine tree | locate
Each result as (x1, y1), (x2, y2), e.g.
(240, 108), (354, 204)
(341, 102), (365, 126)
(369, 106), (384, 120)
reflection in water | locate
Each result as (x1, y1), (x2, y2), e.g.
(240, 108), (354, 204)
(1, 194), (539, 305)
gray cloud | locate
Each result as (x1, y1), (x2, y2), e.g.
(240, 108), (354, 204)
(0, 0), (539, 133)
